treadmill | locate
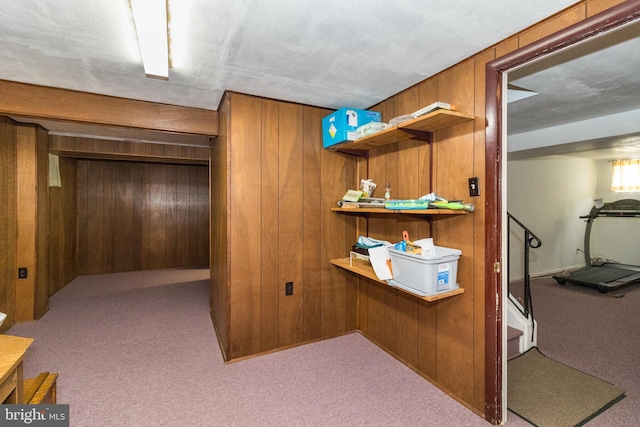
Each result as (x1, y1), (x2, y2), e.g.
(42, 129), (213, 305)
(553, 199), (640, 293)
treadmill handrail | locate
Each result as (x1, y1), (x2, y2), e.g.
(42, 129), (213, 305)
(582, 199), (640, 266)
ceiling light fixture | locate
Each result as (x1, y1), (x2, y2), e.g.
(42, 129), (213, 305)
(130, 0), (169, 80)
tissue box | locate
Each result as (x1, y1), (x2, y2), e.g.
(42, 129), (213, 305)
(322, 108), (381, 148)
(388, 246), (461, 295)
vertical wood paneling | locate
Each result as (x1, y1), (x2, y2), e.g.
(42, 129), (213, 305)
(16, 126), (37, 321)
(34, 126), (49, 319)
(114, 163), (135, 272)
(261, 98), (280, 351)
(210, 6), (631, 418)
(415, 77), (439, 379)
(77, 161), (88, 270)
(344, 143), (359, 333)
(140, 164), (152, 270)
(472, 48), (494, 413)
(369, 98), (401, 354)
(14, 124), (49, 321)
(302, 106), (324, 341)
(77, 160), (209, 276)
(210, 93), (230, 357)
(587, 0), (627, 16)
(395, 87), (421, 367)
(320, 150), (353, 338)
(149, 165), (167, 269)
(278, 102), (305, 347)
(48, 156), (78, 296)
(175, 166), (190, 267)
(229, 94), (263, 357)
(434, 59), (476, 402)
(519, 5), (586, 47)
(0, 118), (17, 330)
(87, 161), (105, 273)
(218, 93), (359, 360)
(166, 164), (178, 267)
(495, 38), (520, 59)
(132, 164), (144, 271)
(188, 166), (200, 265)
(102, 160), (116, 272)
(197, 165), (209, 266)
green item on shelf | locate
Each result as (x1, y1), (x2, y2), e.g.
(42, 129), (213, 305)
(385, 200), (430, 210)
(431, 201), (474, 212)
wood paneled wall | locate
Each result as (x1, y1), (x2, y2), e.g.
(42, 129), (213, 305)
(211, 92), (358, 361)
(354, 0), (629, 419)
(48, 156), (78, 296)
(50, 135), (209, 165)
(1, 120), (49, 327)
(0, 79), (218, 136)
(76, 159), (209, 275)
(0, 117), (17, 331)
(210, 96), (230, 357)
(15, 124), (50, 321)
(359, 63), (484, 407)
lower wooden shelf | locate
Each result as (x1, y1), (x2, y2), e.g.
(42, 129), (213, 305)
(330, 257), (464, 302)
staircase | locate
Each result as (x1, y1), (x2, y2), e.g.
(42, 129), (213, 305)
(506, 213), (541, 358)
(507, 326), (523, 359)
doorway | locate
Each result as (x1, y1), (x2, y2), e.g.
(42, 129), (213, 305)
(485, 2), (640, 423)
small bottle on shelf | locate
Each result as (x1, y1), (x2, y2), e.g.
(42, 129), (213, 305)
(384, 183), (391, 200)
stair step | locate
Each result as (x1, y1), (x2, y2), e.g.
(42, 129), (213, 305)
(507, 326), (523, 359)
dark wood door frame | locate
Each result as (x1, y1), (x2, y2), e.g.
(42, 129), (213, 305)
(483, 1), (640, 423)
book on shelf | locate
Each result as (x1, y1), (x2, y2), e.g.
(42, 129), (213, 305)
(337, 197), (386, 209)
(411, 102), (453, 118)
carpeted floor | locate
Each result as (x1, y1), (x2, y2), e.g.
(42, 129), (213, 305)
(7, 268), (493, 426)
(508, 347), (624, 427)
(509, 276), (640, 426)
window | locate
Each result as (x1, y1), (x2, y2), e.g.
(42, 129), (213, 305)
(611, 159), (640, 192)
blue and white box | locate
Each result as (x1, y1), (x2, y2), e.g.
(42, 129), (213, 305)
(322, 108), (381, 148)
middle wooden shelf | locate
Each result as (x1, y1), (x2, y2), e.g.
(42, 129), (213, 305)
(331, 207), (468, 215)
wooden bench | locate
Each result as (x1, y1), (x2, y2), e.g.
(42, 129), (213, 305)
(23, 372), (58, 404)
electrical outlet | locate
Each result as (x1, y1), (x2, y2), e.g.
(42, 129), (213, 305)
(285, 281), (293, 296)
(18, 267), (28, 279)
(468, 177), (480, 197)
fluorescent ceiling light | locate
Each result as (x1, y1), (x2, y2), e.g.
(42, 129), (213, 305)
(507, 84), (538, 103)
(130, 0), (169, 79)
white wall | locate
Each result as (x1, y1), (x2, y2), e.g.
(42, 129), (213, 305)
(507, 156), (597, 279)
(590, 160), (640, 266)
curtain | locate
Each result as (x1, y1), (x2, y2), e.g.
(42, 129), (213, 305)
(611, 159), (640, 191)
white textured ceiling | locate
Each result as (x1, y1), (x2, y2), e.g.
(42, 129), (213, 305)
(507, 19), (640, 160)
(7, 0), (636, 158)
(0, 0), (580, 113)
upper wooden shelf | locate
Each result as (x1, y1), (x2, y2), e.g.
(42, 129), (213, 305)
(330, 257), (464, 302)
(331, 207), (468, 215)
(333, 109), (474, 152)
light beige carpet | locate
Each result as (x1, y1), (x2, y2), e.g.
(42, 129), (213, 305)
(508, 347), (625, 427)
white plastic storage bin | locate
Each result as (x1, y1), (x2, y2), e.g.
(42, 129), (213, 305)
(388, 246), (461, 296)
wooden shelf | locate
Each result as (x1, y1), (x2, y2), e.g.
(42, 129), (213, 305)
(330, 258), (465, 302)
(334, 109), (474, 152)
(332, 207), (468, 215)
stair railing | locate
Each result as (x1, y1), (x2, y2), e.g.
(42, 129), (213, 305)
(507, 212), (542, 340)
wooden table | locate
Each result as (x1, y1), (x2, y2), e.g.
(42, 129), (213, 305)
(0, 335), (34, 404)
